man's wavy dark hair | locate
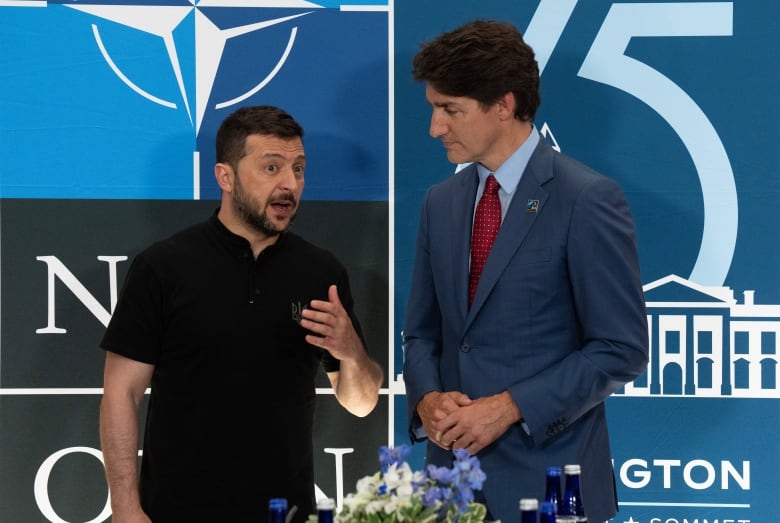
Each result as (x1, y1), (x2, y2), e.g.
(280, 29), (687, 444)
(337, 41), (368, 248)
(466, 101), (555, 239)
(412, 19), (541, 122)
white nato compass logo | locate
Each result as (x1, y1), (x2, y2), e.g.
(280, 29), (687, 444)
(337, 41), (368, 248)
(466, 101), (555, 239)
(4, 0), (385, 134)
(55, 0), (325, 135)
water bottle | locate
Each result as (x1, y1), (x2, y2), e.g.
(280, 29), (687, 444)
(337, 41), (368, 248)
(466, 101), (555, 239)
(544, 465), (563, 515)
(561, 464), (587, 522)
(539, 500), (556, 523)
(317, 497), (335, 523)
(519, 498), (538, 523)
(268, 497), (288, 523)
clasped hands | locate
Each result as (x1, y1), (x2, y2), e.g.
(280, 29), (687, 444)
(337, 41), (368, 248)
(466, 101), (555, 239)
(416, 390), (522, 455)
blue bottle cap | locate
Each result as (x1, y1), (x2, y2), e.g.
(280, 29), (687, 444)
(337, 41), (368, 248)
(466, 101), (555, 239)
(269, 498), (288, 510)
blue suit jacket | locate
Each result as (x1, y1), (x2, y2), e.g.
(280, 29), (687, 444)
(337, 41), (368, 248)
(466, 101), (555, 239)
(403, 137), (649, 523)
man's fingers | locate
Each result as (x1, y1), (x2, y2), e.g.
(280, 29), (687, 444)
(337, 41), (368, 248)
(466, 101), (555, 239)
(328, 284), (341, 305)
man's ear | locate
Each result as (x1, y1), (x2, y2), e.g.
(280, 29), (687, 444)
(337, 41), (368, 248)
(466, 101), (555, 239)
(497, 91), (516, 120)
(214, 163), (233, 192)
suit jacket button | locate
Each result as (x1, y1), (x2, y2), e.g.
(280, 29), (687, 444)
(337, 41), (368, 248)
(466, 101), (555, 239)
(461, 344), (471, 352)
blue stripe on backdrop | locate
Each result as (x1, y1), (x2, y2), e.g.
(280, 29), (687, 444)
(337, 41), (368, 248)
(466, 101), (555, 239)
(0, 4), (388, 201)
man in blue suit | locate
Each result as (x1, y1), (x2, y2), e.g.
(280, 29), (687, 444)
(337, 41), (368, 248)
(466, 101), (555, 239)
(402, 20), (649, 523)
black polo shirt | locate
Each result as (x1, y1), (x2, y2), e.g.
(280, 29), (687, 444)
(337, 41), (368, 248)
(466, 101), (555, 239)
(101, 211), (361, 522)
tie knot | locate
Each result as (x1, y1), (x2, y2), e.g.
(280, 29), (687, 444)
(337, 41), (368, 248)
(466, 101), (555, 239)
(485, 174), (500, 195)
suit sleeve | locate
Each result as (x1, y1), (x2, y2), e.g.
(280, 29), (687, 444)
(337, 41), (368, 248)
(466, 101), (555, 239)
(402, 188), (444, 441)
(509, 175), (649, 444)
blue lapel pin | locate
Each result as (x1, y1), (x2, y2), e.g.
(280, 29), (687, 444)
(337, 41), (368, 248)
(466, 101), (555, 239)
(526, 199), (540, 213)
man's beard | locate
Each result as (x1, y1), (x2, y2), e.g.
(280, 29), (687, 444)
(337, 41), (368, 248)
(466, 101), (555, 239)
(232, 176), (297, 236)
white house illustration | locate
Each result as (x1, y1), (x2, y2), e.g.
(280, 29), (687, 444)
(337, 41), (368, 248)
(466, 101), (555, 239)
(619, 274), (780, 398)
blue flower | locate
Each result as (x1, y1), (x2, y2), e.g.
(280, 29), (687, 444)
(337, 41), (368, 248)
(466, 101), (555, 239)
(378, 444), (412, 473)
(426, 464), (455, 484)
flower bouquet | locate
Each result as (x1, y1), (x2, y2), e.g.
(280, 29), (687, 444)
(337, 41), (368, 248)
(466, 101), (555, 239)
(309, 444), (494, 523)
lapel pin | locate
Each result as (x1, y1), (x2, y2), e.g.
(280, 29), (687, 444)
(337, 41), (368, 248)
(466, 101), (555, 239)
(526, 199), (540, 213)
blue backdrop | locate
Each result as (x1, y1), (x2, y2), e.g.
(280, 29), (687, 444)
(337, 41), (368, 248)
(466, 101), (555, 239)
(393, 2), (778, 522)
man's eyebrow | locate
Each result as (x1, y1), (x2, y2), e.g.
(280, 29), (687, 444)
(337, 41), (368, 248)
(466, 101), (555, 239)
(260, 152), (306, 161)
(432, 101), (458, 109)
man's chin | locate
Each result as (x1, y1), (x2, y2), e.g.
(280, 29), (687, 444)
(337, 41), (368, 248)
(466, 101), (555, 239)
(272, 216), (296, 234)
(446, 152), (468, 165)
(245, 216), (293, 236)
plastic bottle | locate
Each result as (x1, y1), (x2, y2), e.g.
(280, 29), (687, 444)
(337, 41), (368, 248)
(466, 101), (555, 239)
(544, 465), (563, 515)
(539, 500), (557, 523)
(561, 464), (587, 522)
(519, 498), (539, 523)
(268, 497), (288, 523)
(317, 497), (335, 523)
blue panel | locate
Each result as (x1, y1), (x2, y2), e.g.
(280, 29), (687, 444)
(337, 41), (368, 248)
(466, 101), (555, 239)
(0, 4), (388, 201)
(393, 2), (780, 522)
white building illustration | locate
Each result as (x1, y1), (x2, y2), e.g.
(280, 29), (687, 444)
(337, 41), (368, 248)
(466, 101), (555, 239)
(619, 274), (780, 398)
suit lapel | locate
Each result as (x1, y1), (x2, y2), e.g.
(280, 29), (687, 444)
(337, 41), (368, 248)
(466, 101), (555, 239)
(465, 140), (555, 328)
(451, 164), (479, 319)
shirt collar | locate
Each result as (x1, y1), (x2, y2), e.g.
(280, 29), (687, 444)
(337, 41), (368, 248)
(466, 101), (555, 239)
(476, 125), (540, 195)
(208, 208), (288, 257)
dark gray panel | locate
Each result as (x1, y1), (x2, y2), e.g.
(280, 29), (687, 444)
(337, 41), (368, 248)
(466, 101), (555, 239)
(0, 199), (388, 388)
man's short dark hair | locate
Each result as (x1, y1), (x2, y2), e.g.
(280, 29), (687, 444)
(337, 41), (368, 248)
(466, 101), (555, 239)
(216, 105), (304, 170)
(412, 19), (541, 122)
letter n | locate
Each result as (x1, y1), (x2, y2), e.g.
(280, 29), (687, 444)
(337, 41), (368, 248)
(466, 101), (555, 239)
(35, 255), (127, 333)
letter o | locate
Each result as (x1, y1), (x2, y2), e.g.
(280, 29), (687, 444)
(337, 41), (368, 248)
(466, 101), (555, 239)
(684, 459), (716, 490)
(34, 446), (111, 523)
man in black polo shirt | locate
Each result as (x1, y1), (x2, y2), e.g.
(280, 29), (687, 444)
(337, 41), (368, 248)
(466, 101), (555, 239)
(98, 105), (383, 523)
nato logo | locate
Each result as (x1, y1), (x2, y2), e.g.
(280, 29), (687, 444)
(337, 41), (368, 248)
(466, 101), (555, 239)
(0, 0), (389, 201)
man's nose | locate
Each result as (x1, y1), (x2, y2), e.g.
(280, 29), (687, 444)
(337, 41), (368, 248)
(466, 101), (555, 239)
(278, 167), (302, 189)
(429, 111), (447, 138)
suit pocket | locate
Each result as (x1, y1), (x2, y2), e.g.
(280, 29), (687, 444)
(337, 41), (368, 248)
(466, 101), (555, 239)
(512, 247), (552, 265)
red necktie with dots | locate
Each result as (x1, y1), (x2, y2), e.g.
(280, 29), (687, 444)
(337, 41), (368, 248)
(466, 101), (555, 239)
(469, 174), (501, 307)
